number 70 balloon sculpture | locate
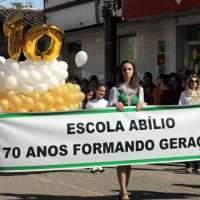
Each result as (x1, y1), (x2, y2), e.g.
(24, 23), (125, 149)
(0, 10), (85, 113)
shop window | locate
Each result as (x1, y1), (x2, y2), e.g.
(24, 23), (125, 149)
(117, 0), (121, 9)
(68, 41), (81, 54)
(187, 45), (200, 74)
(66, 41), (82, 77)
(187, 25), (200, 41)
(186, 25), (200, 74)
(119, 34), (136, 64)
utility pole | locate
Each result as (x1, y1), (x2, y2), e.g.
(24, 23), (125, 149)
(102, 0), (117, 84)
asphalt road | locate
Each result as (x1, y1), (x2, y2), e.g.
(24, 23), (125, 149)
(0, 163), (199, 200)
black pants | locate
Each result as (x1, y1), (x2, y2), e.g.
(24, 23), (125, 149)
(186, 161), (200, 169)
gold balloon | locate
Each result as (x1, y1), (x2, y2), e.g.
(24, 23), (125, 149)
(0, 99), (9, 111)
(48, 108), (57, 112)
(23, 25), (48, 61)
(5, 90), (16, 99)
(23, 97), (34, 110)
(23, 24), (64, 61)
(66, 83), (74, 91)
(43, 25), (64, 61)
(34, 102), (45, 112)
(43, 93), (54, 106)
(30, 91), (41, 101)
(51, 86), (62, 97)
(54, 96), (64, 108)
(17, 108), (28, 113)
(10, 95), (22, 108)
(3, 10), (24, 60)
(73, 84), (81, 92)
(79, 92), (85, 101)
(18, 94), (26, 100)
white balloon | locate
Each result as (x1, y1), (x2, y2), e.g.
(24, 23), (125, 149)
(24, 59), (33, 66)
(25, 64), (34, 71)
(5, 76), (18, 89)
(48, 78), (59, 89)
(0, 71), (5, 78)
(30, 70), (41, 82)
(62, 71), (68, 79)
(75, 51), (88, 67)
(59, 61), (68, 70)
(0, 56), (6, 64)
(18, 70), (30, 82)
(5, 58), (15, 65)
(9, 62), (20, 73)
(42, 68), (52, 79)
(36, 83), (48, 92)
(19, 84), (34, 93)
(54, 69), (67, 81)
(36, 60), (46, 67)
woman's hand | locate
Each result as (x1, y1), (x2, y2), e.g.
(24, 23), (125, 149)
(136, 102), (147, 111)
(114, 102), (124, 112)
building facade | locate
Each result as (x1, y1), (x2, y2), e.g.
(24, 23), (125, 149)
(44, 0), (200, 82)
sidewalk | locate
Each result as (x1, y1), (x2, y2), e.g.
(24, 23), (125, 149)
(0, 163), (199, 200)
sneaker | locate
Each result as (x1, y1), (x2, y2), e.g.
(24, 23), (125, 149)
(98, 168), (105, 173)
(195, 169), (200, 174)
(90, 167), (105, 174)
(185, 167), (192, 174)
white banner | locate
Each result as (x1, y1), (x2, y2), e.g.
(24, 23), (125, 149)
(0, 105), (200, 172)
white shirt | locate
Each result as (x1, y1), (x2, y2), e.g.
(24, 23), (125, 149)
(179, 90), (200, 105)
(86, 98), (108, 109)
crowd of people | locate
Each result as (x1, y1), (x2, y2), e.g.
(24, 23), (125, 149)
(69, 61), (200, 200)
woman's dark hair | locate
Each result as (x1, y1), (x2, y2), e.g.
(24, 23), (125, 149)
(95, 82), (106, 90)
(119, 60), (139, 90)
(82, 86), (95, 108)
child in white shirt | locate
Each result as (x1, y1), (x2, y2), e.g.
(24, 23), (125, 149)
(86, 83), (108, 174)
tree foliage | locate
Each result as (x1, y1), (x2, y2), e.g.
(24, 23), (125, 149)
(10, 1), (33, 9)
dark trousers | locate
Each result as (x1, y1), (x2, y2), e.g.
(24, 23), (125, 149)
(186, 161), (200, 169)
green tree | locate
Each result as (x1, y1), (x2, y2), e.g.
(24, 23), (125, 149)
(10, 1), (33, 9)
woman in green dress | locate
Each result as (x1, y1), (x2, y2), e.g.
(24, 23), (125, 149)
(108, 60), (146, 200)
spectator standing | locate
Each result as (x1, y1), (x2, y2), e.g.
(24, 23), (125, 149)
(153, 74), (169, 105)
(179, 74), (200, 174)
(89, 75), (99, 90)
(162, 73), (183, 105)
(143, 72), (155, 105)
(86, 83), (108, 174)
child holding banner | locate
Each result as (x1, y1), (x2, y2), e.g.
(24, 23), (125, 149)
(86, 83), (108, 174)
(108, 60), (145, 200)
(179, 73), (200, 174)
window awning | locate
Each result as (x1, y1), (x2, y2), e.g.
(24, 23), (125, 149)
(122, 0), (200, 20)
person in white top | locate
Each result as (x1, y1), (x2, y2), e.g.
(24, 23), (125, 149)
(86, 83), (108, 174)
(179, 73), (200, 174)
(108, 60), (146, 200)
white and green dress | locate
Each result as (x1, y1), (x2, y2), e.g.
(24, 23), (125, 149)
(108, 84), (144, 106)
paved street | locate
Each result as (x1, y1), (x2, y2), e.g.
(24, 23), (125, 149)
(0, 163), (199, 200)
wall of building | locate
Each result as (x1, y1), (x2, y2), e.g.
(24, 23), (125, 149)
(45, 0), (75, 9)
(63, 26), (105, 81)
(46, 2), (96, 30)
(45, 0), (180, 81)
(62, 18), (177, 82)
(118, 19), (176, 79)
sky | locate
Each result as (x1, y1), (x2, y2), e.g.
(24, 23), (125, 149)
(0, 0), (44, 9)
